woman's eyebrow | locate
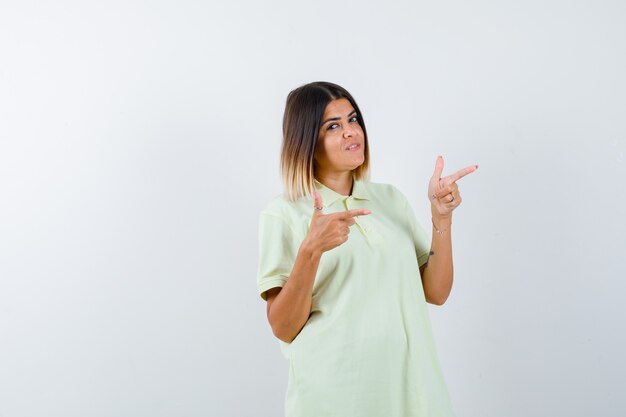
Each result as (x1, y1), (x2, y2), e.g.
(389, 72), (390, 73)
(321, 109), (357, 126)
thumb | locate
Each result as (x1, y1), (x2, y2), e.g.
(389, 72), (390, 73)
(432, 155), (444, 180)
(313, 191), (324, 216)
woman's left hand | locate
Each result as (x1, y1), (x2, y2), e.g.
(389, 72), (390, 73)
(428, 155), (478, 218)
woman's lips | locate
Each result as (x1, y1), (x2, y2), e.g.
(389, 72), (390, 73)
(346, 143), (361, 151)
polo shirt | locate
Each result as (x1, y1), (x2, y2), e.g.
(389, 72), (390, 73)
(256, 176), (456, 417)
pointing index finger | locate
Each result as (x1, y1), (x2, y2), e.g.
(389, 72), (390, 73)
(448, 164), (478, 183)
(338, 208), (372, 219)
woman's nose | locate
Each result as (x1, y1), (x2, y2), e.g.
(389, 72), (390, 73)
(343, 124), (356, 137)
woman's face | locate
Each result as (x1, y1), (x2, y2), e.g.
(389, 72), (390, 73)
(314, 98), (365, 175)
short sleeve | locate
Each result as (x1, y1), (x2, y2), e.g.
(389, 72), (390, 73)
(256, 212), (299, 301)
(400, 193), (432, 268)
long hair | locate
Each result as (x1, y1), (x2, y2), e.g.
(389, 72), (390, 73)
(280, 81), (371, 201)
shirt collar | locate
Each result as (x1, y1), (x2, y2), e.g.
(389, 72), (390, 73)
(313, 175), (371, 208)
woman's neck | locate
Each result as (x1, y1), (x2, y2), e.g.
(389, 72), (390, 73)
(315, 171), (354, 196)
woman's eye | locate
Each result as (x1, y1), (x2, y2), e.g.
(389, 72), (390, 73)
(328, 117), (357, 130)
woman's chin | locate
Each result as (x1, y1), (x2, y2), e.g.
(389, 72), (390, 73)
(351, 156), (365, 167)
(348, 160), (364, 170)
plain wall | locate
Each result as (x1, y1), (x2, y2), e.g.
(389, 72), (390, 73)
(1, 1), (625, 416)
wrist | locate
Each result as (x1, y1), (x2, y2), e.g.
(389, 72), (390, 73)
(300, 237), (322, 260)
(431, 212), (452, 226)
(431, 215), (452, 236)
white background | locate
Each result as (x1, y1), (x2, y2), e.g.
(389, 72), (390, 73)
(1, 1), (625, 416)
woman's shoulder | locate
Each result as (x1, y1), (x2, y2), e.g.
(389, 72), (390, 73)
(363, 179), (408, 202)
(260, 192), (311, 221)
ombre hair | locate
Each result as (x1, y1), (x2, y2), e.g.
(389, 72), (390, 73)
(280, 81), (371, 201)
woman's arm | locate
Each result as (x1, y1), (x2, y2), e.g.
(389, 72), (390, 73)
(420, 214), (453, 305)
(263, 191), (371, 343)
(421, 155), (477, 305)
(265, 238), (322, 343)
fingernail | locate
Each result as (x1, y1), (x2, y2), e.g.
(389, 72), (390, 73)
(364, 209), (371, 214)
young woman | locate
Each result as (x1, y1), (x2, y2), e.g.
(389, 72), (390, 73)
(257, 81), (477, 416)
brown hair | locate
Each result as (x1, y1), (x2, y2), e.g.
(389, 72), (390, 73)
(280, 81), (371, 201)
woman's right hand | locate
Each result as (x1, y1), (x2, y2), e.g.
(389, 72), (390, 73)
(304, 191), (372, 255)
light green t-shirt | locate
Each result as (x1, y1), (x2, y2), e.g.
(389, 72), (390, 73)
(257, 177), (456, 417)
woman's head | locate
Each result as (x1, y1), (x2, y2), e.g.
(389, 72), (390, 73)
(280, 81), (370, 201)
